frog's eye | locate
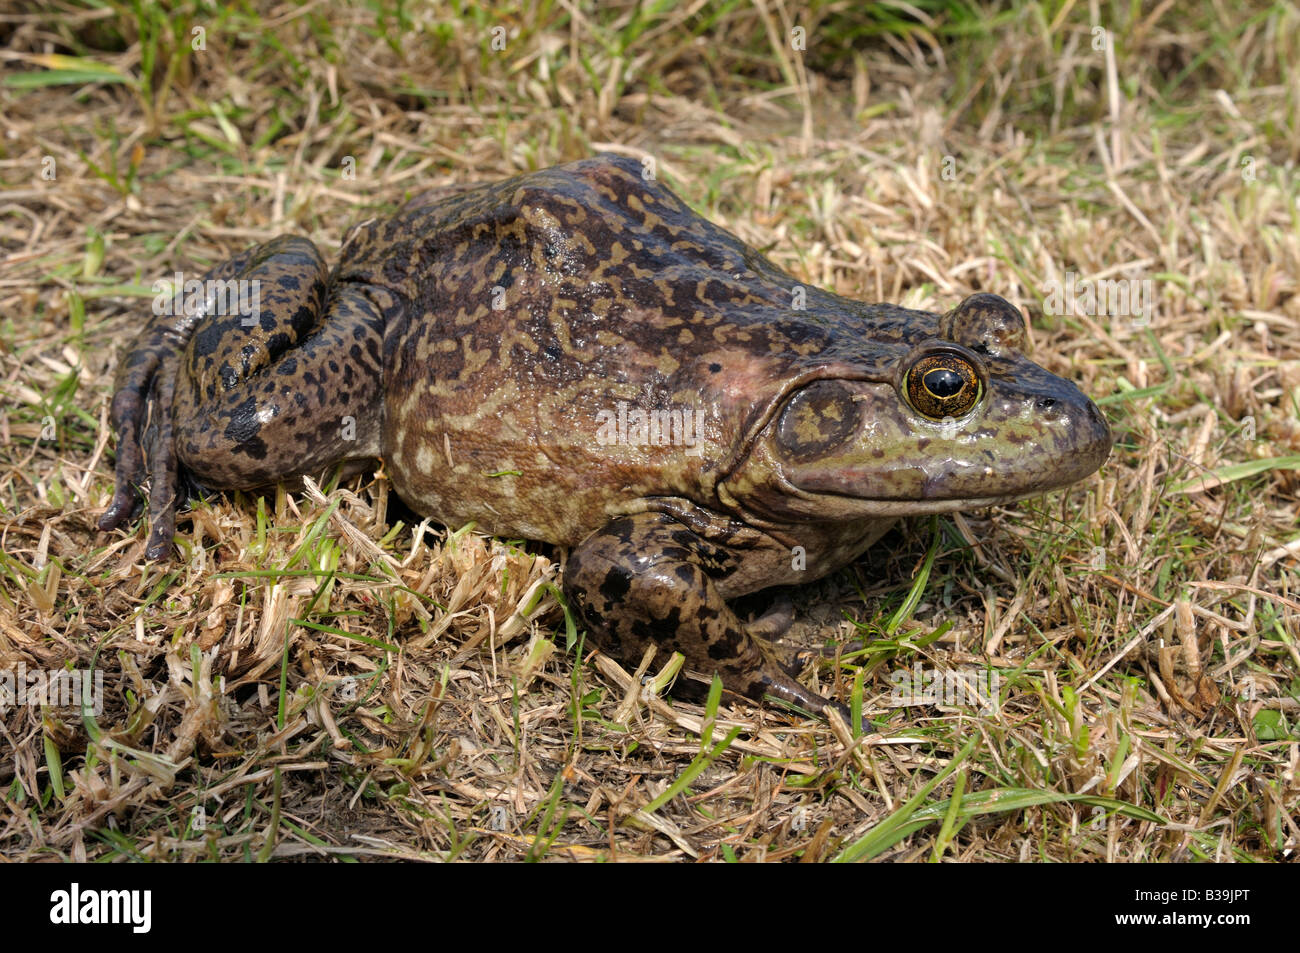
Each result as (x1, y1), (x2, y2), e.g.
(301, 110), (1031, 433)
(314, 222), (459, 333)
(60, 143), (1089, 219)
(903, 351), (982, 419)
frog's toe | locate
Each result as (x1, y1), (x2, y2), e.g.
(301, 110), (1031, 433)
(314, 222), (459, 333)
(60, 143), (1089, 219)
(741, 595), (829, 678)
(816, 638), (870, 659)
(98, 492), (143, 533)
(99, 388), (150, 532)
(827, 698), (854, 724)
(98, 481), (143, 532)
(98, 407), (145, 531)
(748, 664), (844, 720)
(139, 369), (181, 560)
(744, 593), (794, 642)
(144, 518), (178, 561)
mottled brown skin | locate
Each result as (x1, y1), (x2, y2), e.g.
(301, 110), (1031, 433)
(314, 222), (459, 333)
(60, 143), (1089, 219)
(100, 153), (1112, 717)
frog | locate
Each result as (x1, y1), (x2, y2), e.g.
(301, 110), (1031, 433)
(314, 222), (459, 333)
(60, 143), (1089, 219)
(99, 153), (1112, 718)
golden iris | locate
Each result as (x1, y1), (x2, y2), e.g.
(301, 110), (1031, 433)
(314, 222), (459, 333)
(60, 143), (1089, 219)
(904, 352), (981, 419)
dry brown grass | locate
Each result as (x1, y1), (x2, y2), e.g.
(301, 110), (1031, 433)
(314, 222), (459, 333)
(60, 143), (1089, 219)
(0, 1), (1297, 862)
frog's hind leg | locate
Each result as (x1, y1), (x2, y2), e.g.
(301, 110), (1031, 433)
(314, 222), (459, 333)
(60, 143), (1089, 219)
(564, 512), (848, 719)
(101, 236), (387, 559)
(100, 242), (273, 555)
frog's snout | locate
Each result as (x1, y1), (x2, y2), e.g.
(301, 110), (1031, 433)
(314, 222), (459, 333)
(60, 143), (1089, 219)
(1073, 391), (1114, 474)
(1016, 378), (1112, 489)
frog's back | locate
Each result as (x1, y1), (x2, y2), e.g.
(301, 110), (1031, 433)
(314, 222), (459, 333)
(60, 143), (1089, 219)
(337, 154), (935, 543)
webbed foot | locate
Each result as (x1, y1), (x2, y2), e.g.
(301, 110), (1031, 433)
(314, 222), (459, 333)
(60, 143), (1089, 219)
(564, 512), (849, 720)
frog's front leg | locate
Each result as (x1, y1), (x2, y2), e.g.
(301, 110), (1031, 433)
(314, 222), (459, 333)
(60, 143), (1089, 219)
(564, 511), (847, 718)
(100, 236), (388, 559)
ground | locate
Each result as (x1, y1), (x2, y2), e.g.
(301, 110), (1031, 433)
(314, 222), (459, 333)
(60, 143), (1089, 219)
(0, 1), (1297, 862)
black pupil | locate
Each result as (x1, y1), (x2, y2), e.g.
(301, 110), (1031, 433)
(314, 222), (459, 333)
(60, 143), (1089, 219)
(924, 367), (964, 399)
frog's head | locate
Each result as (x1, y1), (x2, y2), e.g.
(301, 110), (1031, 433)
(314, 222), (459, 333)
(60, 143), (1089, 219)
(722, 294), (1112, 521)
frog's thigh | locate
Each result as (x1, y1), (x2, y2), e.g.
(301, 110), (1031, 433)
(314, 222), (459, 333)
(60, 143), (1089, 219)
(173, 284), (386, 488)
(564, 512), (838, 716)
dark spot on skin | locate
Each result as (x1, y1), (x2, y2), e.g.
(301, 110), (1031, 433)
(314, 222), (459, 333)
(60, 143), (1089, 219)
(659, 545), (694, 565)
(707, 634), (740, 660)
(265, 332), (290, 358)
(238, 342), (261, 371)
(668, 529), (696, 548)
(223, 397), (269, 459)
(628, 618), (660, 644)
(781, 324), (819, 345)
(598, 569), (630, 605)
(192, 320), (229, 359)
(709, 362), (722, 373)
(653, 605), (685, 637)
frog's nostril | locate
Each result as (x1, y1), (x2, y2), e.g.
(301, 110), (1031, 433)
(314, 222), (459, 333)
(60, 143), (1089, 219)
(1036, 397), (1058, 411)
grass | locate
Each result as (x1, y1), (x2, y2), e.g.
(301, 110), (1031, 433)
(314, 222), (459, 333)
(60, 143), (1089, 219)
(0, 0), (1297, 862)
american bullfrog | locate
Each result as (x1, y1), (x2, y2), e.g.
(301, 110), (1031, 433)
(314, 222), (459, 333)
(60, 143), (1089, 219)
(99, 153), (1111, 718)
